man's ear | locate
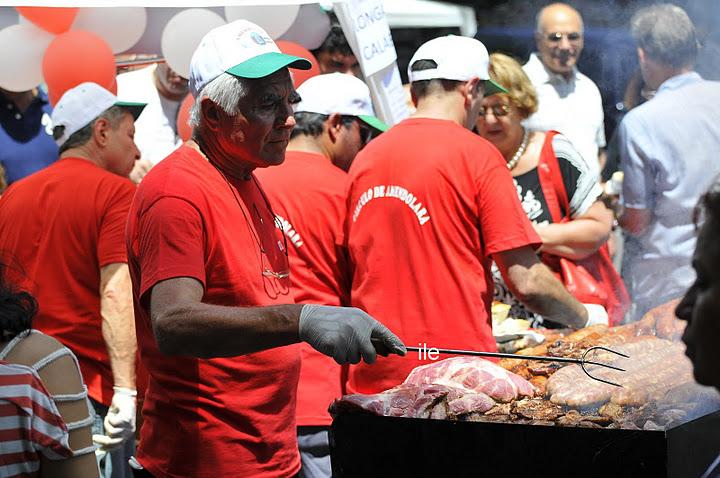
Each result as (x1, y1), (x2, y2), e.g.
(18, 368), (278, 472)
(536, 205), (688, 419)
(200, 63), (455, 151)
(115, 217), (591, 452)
(637, 47), (646, 64)
(326, 112), (343, 143)
(534, 31), (543, 50)
(200, 97), (223, 132)
(463, 77), (481, 107)
(93, 117), (112, 147)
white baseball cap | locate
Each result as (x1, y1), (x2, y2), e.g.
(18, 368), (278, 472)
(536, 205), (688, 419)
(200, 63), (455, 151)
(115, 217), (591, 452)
(51, 82), (146, 148)
(189, 19), (312, 98)
(407, 35), (507, 96)
(296, 73), (388, 132)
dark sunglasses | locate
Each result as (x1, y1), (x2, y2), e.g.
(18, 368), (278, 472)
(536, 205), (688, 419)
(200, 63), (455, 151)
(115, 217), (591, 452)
(340, 115), (374, 145)
(478, 103), (511, 118)
(546, 32), (582, 43)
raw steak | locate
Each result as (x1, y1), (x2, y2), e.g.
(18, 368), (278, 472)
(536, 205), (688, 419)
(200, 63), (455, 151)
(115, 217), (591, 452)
(329, 383), (496, 419)
(403, 357), (536, 402)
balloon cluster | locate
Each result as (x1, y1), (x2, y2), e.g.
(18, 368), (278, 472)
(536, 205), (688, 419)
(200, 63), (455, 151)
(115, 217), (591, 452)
(0, 5), (329, 111)
(0, 7), (147, 103)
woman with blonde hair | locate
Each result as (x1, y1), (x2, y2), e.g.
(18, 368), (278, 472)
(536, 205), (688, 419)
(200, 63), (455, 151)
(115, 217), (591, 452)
(476, 53), (626, 326)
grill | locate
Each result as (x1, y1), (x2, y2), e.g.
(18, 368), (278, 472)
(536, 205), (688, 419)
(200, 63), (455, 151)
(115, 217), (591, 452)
(330, 410), (720, 477)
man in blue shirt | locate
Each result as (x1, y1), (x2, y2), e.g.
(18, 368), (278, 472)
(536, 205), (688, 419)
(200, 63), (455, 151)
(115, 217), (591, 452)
(619, 4), (720, 321)
(0, 88), (57, 187)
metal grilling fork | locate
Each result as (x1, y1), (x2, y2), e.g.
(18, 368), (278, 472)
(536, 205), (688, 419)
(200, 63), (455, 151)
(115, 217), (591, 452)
(403, 345), (630, 387)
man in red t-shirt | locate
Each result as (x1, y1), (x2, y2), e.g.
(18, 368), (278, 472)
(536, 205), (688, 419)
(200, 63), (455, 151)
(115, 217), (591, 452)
(346, 35), (591, 395)
(256, 72), (388, 478)
(0, 82), (146, 476)
(125, 21), (405, 478)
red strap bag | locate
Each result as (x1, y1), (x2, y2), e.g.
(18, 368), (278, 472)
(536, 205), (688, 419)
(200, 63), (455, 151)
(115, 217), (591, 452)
(536, 131), (630, 326)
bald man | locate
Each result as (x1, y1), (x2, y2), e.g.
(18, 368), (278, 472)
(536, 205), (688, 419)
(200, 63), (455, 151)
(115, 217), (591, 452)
(523, 3), (606, 177)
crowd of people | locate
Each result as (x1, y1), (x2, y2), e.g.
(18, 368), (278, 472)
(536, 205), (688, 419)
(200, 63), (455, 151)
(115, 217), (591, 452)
(0, 2), (719, 478)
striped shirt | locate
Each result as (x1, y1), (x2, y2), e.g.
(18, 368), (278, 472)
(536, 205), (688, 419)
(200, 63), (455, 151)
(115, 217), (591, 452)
(0, 360), (73, 478)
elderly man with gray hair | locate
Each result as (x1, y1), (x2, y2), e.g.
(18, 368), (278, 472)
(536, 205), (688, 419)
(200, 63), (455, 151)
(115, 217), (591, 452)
(618, 3), (720, 321)
(125, 20), (405, 478)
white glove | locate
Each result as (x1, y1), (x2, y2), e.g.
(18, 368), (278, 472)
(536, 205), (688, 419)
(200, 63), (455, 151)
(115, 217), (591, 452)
(299, 305), (406, 365)
(93, 433), (124, 452)
(99, 387), (137, 447)
(583, 304), (609, 327)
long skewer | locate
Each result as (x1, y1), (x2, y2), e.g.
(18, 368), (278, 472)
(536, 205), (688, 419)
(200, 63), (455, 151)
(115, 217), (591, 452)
(402, 345), (629, 387)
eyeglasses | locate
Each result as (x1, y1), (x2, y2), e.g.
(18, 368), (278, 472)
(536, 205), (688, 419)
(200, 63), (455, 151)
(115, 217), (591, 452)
(545, 32), (582, 43)
(478, 103), (511, 118)
(251, 198), (290, 281)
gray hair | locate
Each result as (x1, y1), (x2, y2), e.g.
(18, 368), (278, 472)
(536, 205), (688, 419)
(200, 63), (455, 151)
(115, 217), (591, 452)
(54, 105), (127, 155)
(630, 3), (697, 68)
(188, 72), (249, 128)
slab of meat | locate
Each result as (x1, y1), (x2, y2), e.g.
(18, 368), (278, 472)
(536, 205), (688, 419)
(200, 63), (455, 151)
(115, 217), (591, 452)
(403, 357), (536, 402)
(329, 383), (496, 419)
(546, 337), (694, 408)
(511, 398), (565, 421)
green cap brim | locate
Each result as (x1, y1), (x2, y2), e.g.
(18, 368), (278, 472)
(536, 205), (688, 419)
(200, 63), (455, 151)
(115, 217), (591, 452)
(358, 114), (389, 132)
(226, 51), (312, 79)
(484, 79), (508, 96)
(115, 101), (147, 120)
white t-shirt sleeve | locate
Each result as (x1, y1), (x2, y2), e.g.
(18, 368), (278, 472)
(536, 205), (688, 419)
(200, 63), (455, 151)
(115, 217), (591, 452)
(552, 134), (602, 218)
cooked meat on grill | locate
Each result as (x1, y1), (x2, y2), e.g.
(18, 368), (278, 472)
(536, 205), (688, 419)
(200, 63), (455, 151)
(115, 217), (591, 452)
(333, 308), (718, 431)
(404, 357), (536, 403)
(599, 402), (625, 421)
(651, 299), (685, 340)
(511, 398), (565, 421)
(527, 361), (563, 377)
(546, 338), (694, 408)
(484, 402), (512, 416)
(528, 375), (548, 395)
(554, 410), (608, 428)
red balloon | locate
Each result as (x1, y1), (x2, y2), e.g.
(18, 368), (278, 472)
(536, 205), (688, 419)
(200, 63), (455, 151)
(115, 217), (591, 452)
(43, 31), (116, 106)
(16, 7), (79, 35)
(276, 40), (320, 88)
(176, 93), (194, 142)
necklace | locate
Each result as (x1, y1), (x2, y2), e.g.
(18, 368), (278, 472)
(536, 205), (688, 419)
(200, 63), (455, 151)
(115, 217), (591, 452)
(198, 139), (290, 279)
(506, 128), (529, 171)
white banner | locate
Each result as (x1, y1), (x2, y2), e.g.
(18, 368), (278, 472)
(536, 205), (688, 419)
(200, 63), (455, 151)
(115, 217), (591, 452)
(344, 0), (396, 77)
(334, 0), (408, 126)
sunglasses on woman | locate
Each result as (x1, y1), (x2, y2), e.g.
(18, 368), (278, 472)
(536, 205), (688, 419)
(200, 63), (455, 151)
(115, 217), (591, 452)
(478, 103), (511, 118)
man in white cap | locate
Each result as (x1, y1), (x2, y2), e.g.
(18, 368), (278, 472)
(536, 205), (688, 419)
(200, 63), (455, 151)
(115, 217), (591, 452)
(255, 72), (388, 478)
(125, 21), (405, 478)
(345, 35), (591, 395)
(0, 82), (145, 477)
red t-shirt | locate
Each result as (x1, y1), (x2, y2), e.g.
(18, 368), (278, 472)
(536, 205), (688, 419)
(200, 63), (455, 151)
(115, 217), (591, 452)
(126, 145), (301, 478)
(255, 151), (349, 427)
(0, 158), (135, 406)
(345, 118), (541, 394)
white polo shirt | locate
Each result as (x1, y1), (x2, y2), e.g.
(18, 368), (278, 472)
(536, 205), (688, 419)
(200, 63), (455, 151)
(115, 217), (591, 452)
(117, 65), (183, 165)
(523, 52), (605, 176)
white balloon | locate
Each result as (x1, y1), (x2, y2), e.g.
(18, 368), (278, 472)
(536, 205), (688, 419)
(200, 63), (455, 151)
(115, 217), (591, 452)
(224, 5), (300, 40)
(72, 7), (147, 54)
(161, 9), (226, 79)
(0, 23), (53, 92)
(279, 3), (331, 50)
(0, 7), (19, 31)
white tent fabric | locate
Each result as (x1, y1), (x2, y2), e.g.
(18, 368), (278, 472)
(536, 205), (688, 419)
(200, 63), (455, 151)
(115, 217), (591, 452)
(384, 0), (476, 36)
